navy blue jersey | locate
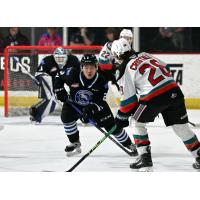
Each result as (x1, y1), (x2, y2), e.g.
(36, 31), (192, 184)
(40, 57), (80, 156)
(37, 54), (80, 77)
(55, 67), (109, 107)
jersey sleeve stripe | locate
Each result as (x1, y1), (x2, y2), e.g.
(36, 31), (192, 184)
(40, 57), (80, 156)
(139, 81), (178, 101)
(120, 102), (138, 113)
(120, 95), (138, 113)
(99, 58), (110, 64)
(120, 95), (138, 107)
(99, 63), (113, 70)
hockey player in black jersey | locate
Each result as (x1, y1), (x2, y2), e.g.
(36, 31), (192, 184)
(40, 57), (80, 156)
(29, 47), (80, 123)
(54, 54), (138, 156)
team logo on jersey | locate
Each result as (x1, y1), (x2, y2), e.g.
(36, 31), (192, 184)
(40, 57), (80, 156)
(75, 90), (93, 106)
(91, 88), (99, 91)
(65, 67), (72, 75)
(39, 59), (45, 65)
(171, 93), (177, 99)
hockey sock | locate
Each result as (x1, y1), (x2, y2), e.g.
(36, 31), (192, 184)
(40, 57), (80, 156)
(133, 134), (150, 147)
(114, 129), (132, 147)
(172, 124), (200, 157)
(183, 135), (200, 157)
(64, 121), (80, 143)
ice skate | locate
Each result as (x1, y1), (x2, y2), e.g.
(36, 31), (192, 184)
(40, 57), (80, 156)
(130, 146), (153, 171)
(30, 116), (41, 125)
(128, 143), (138, 156)
(193, 149), (200, 169)
(29, 106), (42, 125)
(65, 142), (81, 157)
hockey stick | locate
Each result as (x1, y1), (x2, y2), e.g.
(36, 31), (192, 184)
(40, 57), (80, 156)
(13, 57), (62, 106)
(66, 125), (117, 172)
(189, 121), (200, 128)
(66, 100), (135, 156)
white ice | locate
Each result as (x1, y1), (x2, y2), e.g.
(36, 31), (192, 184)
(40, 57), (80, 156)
(0, 109), (200, 172)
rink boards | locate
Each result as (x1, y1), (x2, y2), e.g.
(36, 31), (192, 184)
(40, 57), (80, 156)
(1, 53), (200, 109)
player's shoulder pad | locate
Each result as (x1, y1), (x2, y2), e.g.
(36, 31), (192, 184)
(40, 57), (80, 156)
(98, 72), (109, 84)
(106, 42), (112, 50)
(67, 55), (80, 67)
(68, 54), (80, 62)
(40, 55), (55, 66)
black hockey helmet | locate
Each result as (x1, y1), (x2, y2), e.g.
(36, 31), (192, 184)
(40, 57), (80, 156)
(81, 54), (98, 68)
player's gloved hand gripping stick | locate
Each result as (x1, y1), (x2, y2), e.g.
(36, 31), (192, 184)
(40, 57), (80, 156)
(66, 100), (135, 156)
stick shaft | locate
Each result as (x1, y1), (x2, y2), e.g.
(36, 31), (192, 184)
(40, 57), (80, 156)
(67, 101), (133, 156)
(66, 125), (116, 172)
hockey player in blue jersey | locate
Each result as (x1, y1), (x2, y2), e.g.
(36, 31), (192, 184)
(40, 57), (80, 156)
(54, 54), (138, 156)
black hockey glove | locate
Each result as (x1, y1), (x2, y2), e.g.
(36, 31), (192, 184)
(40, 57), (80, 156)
(115, 110), (129, 128)
(82, 104), (101, 123)
(55, 88), (69, 102)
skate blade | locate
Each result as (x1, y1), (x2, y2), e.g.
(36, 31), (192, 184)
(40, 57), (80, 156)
(30, 121), (41, 125)
(138, 167), (153, 172)
(129, 152), (139, 157)
(192, 164), (200, 170)
(66, 148), (81, 157)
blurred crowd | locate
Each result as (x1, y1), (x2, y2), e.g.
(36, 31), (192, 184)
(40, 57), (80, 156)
(0, 27), (199, 53)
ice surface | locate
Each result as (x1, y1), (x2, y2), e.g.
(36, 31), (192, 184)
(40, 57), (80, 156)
(0, 109), (199, 172)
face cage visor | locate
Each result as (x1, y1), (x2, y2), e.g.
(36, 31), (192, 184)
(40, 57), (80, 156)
(120, 36), (133, 46)
(54, 55), (68, 69)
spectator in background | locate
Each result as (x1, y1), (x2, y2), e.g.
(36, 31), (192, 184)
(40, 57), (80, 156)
(0, 33), (3, 52)
(69, 28), (95, 45)
(103, 27), (119, 43)
(2, 27), (29, 49)
(151, 27), (185, 52)
(38, 27), (62, 46)
(171, 27), (185, 51)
